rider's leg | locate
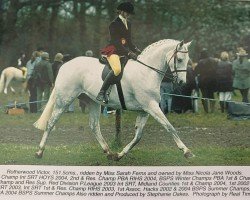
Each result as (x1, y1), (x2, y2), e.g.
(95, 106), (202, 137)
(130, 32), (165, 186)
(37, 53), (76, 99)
(107, 54), (121, 76)
(96, 54), (121, 103)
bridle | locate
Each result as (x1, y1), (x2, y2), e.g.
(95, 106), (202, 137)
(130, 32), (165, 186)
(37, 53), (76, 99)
(136, 41), (189, 83)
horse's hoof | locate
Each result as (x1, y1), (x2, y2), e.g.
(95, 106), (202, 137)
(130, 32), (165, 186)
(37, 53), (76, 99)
(35, 151), (43, 159)
(107, 154), (113, 160)
(184, 150), (195, 159)
(107, 153), (121, 161)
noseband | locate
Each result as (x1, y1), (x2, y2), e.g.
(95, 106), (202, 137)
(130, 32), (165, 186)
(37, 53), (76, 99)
(136, 42), (189, 83)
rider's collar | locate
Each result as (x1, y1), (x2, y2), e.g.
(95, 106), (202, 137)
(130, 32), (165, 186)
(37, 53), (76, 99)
(119, 14), (127, 22)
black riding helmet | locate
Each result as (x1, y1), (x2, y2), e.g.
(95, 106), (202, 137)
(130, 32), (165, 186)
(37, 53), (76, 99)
(117, 2), (135, 15)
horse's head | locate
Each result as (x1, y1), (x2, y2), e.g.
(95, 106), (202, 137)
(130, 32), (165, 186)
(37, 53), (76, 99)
(166, 40), (192, 84)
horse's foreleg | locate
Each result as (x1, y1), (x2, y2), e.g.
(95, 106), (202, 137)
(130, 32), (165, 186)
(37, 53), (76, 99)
(145, 100), (194, 158)
(115, 111), (149, 160)
(88, 102), (112, 156)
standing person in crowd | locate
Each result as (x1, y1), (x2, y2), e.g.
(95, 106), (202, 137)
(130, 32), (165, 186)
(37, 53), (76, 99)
(182, 59), (196, 113)
(52, 53), (64, 81)
(96, 1), (141, 104)
(85, 50), (93, 57)
(171, 60), (196, 114)
(160, 67), (173, 114)
(216, 51), (233, 113)
(36, 47), (44, 62)
(26, 48), (44, 112)
(26, 51), (39, 113)
(232, 48), (250, 103)
(33, 52), (54, 112)
(195, 48), (218, 113)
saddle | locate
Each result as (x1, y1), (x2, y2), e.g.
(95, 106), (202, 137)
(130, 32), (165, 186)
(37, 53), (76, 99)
(99, 56), (128, 110)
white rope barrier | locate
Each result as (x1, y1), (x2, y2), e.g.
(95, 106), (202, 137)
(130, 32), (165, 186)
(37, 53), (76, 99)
(162, 92), (250, 105)
(0, 100), (48, 111)
(0, 92), (249, 112)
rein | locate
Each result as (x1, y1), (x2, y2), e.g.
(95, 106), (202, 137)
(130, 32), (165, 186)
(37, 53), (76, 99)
(136, 42), (189, 82)
(136, 59), (166, 76)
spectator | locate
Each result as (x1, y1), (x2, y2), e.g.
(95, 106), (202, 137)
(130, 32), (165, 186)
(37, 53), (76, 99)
(216, 51), (233, 113)
(52, 53), (64, 81)
(85, 50), (93, 57)
(171, 59), (196, 114)
(26, 51), (39, 113)
(232, 48), (250, 103)
(33, 52), (54, 112)
(195, 48), (218, 113)
(182, 59), (196, 113)
(160, 67), (173, 114)
(36, 47), (44, 61)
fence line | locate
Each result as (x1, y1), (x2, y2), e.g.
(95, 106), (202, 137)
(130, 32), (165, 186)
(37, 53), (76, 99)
(0, 92), (249, 111)
(161, 92), (250, 105)
(0, 100), (48, 111)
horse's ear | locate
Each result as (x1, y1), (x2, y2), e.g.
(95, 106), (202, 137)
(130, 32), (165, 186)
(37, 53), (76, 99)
(179, 40), (184, 47)
(185, 41), (192, 48)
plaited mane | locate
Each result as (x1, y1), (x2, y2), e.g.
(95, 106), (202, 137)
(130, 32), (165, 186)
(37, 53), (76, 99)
(140, 39), (179, 57)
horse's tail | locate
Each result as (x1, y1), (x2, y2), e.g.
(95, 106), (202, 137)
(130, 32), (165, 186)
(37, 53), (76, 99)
(33, 88), (56, 131)
(0, 69), (5, 93)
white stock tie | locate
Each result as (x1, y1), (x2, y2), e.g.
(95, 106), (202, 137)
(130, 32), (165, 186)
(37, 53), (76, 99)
(122, 18), (128, 30)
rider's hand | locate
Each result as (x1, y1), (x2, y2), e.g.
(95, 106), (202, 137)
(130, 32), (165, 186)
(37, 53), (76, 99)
(128, 52), (138, 60)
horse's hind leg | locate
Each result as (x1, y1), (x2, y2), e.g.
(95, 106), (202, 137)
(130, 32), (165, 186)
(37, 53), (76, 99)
(35, 93), (76, 158)
(114, 111), (149, 161)
(87, 100), (112, 156)
(35, 104), (66, 158)
(145, 100), (194, 158)
(10, 86), (15, 93)
(4, 77), (13, 94)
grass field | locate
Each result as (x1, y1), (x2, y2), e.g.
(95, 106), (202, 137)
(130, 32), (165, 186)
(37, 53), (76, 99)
(0, 83), (249, 166)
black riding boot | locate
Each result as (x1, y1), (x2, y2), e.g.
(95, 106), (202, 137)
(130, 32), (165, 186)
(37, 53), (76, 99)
(96, 71), (115, 104)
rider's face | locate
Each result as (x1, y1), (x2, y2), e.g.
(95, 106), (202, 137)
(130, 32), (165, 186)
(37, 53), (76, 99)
(121, 11), (130, 19)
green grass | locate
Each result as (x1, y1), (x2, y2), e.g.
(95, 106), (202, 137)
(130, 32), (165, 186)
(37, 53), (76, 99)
(0, 83), (249, 166)
(1, 143), (250, 166)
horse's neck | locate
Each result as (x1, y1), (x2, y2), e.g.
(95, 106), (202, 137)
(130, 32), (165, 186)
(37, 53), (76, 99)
(137, 43), (175, 84)
(139, 43), (175, 72)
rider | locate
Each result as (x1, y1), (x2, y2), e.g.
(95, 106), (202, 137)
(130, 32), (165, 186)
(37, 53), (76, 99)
(17, 52), (27, 78)
(96, 1), (141, 104)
